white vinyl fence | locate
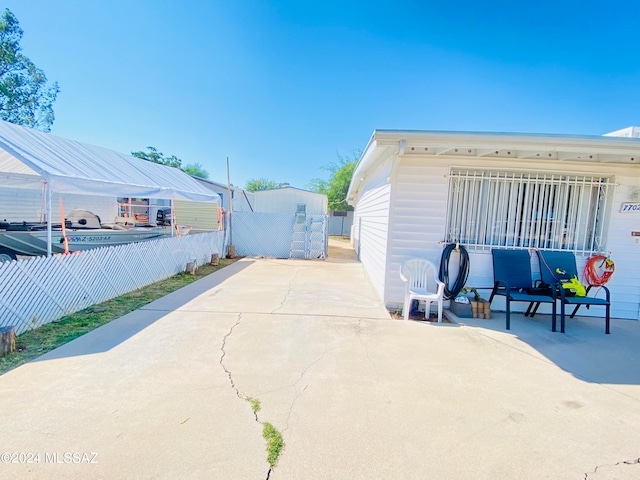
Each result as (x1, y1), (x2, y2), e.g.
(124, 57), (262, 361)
(232, 212), (328, 259)
(0, 231), (223, 335)
(328, 211), (353, 236)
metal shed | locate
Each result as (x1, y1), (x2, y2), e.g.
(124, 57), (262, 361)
(253, 185), (328, 215)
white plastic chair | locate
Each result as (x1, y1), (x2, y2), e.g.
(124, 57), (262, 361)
(400, 258), (445, 322)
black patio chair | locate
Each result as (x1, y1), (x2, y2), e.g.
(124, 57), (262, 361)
(535, 250), (611, 334)
(489, 249), (557, 331)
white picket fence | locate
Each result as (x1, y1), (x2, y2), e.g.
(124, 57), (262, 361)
(0, 231), (223, 335)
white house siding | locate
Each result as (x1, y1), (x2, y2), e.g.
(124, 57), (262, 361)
(379, 155), (640, 320)
(386, 157), (500, 309)
(352, 161), (392, 301)
(602, 175), (640, 320)
(0, 187), (116, 224)
(385, 159), (449, 306)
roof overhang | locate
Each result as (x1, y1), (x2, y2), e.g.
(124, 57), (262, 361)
(347, 129), (640, 205)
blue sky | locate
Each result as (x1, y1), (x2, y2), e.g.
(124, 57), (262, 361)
(4, 1), (640, 189)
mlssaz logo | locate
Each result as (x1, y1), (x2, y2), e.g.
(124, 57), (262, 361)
(44, 452), (98, 464)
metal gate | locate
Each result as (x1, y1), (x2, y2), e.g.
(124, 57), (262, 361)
(231, 212), (328, 259)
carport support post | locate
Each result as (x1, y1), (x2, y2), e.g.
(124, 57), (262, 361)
(170, 199), (175, 236)
(226, 156), (235, 258)
(46, 180), (52, 256)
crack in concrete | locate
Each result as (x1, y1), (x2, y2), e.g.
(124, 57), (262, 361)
(584, 457), (640, 478)
(219, 314), (242, 398)
(356, 318), (376, 371)
(219, 314), (277, 480)
(282, 347), (328, 432)
(271, 268), (301, 314)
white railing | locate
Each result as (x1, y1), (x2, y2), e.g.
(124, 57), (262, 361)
(0, 231), (223, 335)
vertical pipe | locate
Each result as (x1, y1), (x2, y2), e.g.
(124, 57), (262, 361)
(445, 173), (455, 242)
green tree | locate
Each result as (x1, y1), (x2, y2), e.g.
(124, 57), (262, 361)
(246, 177), (279, 192)
(308, 151), (360, 211)
(0, 9), (59, 132)
(131, 146), (209, 179)
(182, 162), (209, 179)
(131, 146), (181, 168)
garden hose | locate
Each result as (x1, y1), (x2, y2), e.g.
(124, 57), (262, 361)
(584, 255), (615, 286)
(439, 243), (470, 300)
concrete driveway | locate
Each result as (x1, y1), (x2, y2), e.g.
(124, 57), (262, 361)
(0, 239), (639, 479)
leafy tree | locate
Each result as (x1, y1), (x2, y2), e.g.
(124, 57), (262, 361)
(131, 146), (181, 168)
(308, 151), (360, 211)
(246, 177), (279, 192)
(0, 9), (59, 132)
(182, 162), (209, 179)
(131, 146), (209, 179)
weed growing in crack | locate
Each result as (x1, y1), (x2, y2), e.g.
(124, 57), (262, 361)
(263, 422), (284, 468)
(246, 396), (261, 414)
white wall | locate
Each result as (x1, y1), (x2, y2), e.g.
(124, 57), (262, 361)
(352, 160), (392, 301)
(253, 188), (327, 215)
(385, 158), (449, 305)
(360, 153), (640, 320)
(602, 178), (640, 320)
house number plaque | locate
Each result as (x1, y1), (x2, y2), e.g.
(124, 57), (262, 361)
(620, 202), (640, 212)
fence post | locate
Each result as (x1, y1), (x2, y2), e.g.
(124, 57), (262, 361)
(0, 326), (16, 356)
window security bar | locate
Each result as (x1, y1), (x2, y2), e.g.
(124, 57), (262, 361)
(445, 170), (611, 255)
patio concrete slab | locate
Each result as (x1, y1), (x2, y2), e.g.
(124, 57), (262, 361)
(0, 238), (638, 479)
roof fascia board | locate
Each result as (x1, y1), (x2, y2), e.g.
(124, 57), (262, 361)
(374, 129), (640, 154)
(348, 128), (640, 205)
(347, 135), (398, 204)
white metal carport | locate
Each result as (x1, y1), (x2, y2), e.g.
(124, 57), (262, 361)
(0, 120), (219, 255)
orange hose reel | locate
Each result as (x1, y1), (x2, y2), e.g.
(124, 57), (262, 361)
(583, 255), (615, 286)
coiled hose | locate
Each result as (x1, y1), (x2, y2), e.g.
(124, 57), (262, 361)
(584, 255), (615, 286)
(439, 243), (470, 300)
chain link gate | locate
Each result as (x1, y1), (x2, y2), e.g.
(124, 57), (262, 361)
(232, 212), (328, 259)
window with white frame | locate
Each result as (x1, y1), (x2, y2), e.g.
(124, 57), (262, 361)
(445, 169), (611, 254)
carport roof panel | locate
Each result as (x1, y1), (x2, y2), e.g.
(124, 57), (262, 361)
(0, 120), (219, 202)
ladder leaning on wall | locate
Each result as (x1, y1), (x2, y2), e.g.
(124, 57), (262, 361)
(289, 215), (326, 259)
